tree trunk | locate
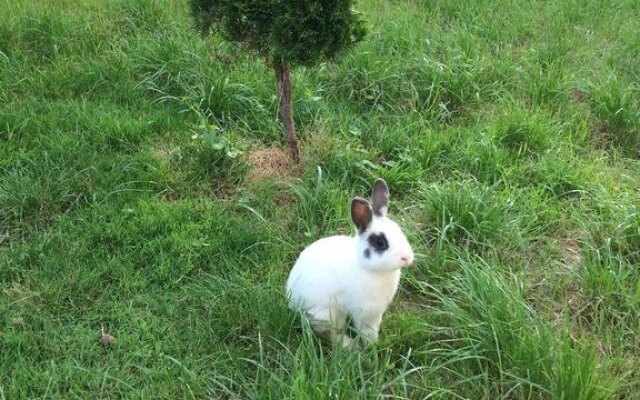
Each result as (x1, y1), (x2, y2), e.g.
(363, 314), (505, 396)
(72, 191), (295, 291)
(274, 59), (300, 163)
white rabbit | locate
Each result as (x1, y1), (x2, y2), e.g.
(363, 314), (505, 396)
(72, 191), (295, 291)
(286, 179), (414, 347)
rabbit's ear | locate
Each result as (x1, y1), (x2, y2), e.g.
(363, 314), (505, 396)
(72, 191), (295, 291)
(372, 179), (389, 217)
(351, 197), (373, 233)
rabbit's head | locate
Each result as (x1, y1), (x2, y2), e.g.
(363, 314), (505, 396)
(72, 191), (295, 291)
(351, 179), (414, 272)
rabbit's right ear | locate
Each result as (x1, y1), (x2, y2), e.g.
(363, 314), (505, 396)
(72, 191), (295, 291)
(351, 197), (373, 233)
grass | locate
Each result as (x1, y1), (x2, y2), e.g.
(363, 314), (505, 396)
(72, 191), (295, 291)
(1, 0), (639, 398)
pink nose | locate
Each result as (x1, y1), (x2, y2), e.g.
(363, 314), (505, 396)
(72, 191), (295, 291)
(401, 254), (414, 265)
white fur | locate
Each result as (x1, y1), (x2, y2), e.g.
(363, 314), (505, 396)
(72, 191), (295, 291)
(286, 203), (414, 346)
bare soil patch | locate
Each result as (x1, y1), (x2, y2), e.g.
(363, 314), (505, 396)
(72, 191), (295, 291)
(247, 147), (300, 182)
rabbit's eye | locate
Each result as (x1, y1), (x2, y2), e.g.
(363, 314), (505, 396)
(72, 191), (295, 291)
(368, 233), (389, 253)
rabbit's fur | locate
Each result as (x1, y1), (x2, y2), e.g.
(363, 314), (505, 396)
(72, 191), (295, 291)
(286, 179), (414, 347)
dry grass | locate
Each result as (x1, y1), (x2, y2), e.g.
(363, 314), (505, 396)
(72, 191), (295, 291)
(247, 147), (299, 182)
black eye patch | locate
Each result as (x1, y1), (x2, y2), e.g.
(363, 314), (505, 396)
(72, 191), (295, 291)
(368, 232), (389, 253)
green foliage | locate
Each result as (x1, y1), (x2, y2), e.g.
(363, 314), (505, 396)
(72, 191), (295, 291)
(419, 258), (617, 400)
(189, 0), (366, 65)
(419, 182), (521, 250)
(589, 77), (640, 156)
(1, 0), (639, 398)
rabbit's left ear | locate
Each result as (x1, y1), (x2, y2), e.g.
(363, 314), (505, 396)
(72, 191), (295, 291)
(372, 179), (389, 217)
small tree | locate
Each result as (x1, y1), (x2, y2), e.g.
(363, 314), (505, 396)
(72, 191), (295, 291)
(190, 0), (366, 162)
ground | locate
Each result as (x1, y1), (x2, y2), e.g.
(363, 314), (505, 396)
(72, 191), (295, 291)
(0, 0), (639, 399)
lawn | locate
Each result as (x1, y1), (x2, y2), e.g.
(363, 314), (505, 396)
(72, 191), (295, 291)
(1, 0), (639, 398)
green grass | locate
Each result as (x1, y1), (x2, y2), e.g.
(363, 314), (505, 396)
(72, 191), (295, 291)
(1, 0), (639, 398)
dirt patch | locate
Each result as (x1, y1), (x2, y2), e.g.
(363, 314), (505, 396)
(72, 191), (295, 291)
(592, 123), (640, 157)
(561, 238), (582, 271)
(150, 141), (176, 165)
(542, 238), (596, 342)
(558, 239), (594, 340)
(547, 281), (593, 342)
(565, 282), (593, 339)
(593, 122), (611, 149)
(247, 147), (300, 182)
(274, 191), (295, 206)
(569, 87), (587, 102)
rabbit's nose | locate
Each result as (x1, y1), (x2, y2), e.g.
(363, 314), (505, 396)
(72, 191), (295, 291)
(401, 252), (415, 265)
